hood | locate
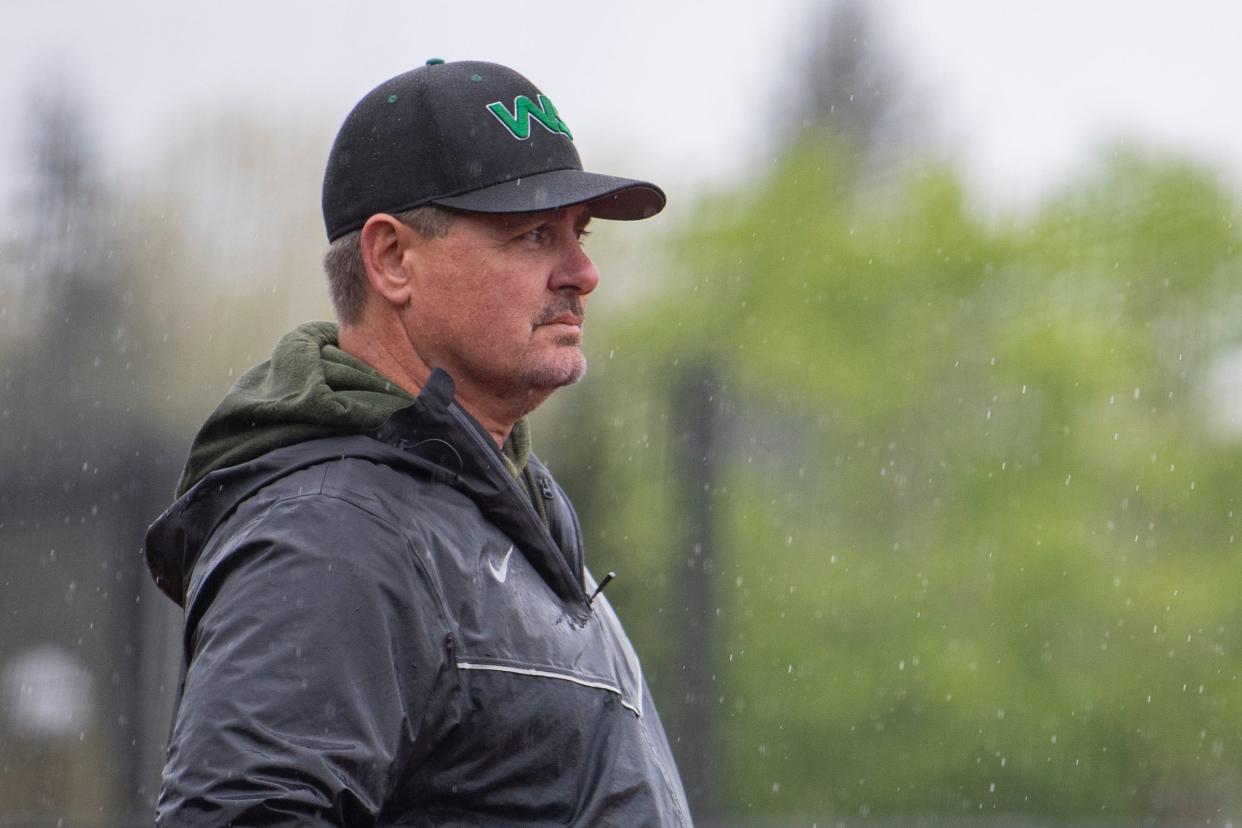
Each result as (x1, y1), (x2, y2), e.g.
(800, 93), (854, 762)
(174, 320), (417, 498)
(145, 369), (586, 610)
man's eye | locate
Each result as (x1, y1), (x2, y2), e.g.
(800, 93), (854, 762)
(521, 227), (550, 243)
(576, 229), (592, 244)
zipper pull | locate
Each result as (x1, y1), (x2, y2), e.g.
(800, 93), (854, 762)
(537, 475), (554, 502)
(588, 571), (616, 606)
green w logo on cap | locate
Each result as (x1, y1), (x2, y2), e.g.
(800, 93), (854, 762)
(486, 95), (573, 141)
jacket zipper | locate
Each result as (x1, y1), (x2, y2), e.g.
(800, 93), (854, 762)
(539, 472), (588, 583)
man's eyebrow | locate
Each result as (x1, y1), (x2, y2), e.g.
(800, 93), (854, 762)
(492, 207), (591, 230)
(491, 210), (561, 230)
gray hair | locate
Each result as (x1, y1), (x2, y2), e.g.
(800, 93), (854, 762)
(323, 205), (456, 325)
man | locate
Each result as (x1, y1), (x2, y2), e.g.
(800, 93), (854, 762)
(145, 59), (691, 826)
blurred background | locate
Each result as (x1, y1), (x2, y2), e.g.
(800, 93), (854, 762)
(3, 0), (1242, 825)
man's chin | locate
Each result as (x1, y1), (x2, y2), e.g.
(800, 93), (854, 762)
(522, 354), (587, 391)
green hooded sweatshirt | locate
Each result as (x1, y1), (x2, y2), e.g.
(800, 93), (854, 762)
(176, 321), (533, 499)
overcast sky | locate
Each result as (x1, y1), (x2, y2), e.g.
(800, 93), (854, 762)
(3, 0), (1241, 217)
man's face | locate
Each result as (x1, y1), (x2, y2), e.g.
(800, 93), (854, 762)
(400, 204), (599, 406)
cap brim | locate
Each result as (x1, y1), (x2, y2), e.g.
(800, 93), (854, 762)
(431, 169), (665, 220)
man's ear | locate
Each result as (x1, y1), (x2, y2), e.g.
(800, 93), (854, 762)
(359, 214), (415, 308)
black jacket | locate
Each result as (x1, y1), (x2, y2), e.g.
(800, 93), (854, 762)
(146, 370), (692, 826)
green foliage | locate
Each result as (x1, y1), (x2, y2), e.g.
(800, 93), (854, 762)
(543, 138), (1242, 821)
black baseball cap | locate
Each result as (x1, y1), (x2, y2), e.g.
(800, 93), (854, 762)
(322, 59), (666, 241)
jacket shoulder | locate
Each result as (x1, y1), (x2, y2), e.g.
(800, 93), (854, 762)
(185, 458), (453, 635)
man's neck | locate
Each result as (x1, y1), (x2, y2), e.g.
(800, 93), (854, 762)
(338, 321), (540, 448)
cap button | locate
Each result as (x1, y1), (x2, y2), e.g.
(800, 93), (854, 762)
(425, 57), (445, 66)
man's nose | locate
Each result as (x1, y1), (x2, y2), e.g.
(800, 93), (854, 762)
(551, 240), (600, 296)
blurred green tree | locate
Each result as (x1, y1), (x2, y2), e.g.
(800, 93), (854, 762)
(542, 135), (1242, 823)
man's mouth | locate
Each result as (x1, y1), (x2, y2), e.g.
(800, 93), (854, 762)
(535, 298), (585, 330)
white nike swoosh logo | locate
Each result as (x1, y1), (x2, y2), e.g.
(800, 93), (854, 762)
(487, 545), (514, 583)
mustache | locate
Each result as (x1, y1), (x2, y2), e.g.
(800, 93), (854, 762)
(534, 296), (585, 325)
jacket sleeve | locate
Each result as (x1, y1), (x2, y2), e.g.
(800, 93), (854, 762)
(156, 494), (453, 827)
